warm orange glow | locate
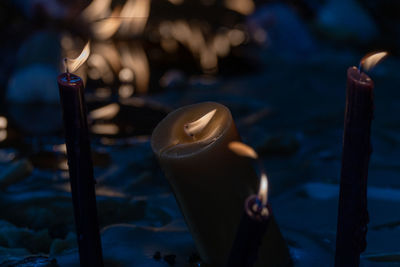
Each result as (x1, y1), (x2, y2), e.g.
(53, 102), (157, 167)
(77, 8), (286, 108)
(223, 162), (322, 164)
(119, 68), (134, 82)
(184, 109), (217, 137)
(58, 159), (69, 171)
(0, 130), (6, 142)
(82, 0), (112, 21)
(0, 116), (7, 129)
(228, 29), (246, 46)
(119, 0), (150, 35)
(53, 144), (67, 154)
(200, 47), (218, 72)
(228, 141), (258, 159)
(95, 87), (112, 98)
(213, 34), (230, 57)
(168, 0), (184, 4)
(120, 44), (149, 94)
(224, 0), (255, 15)
(91, 124), (119, 135)
(119, 85), (135, 98)
(360, 51), (388, 71)
(93, 43), (121, 72)
(258, 172), (268, 206)
(65, 42), (91, 73)
(88, 53), (114, 83)
(92, 8), (122, 40)
(89, 103), (120, 120)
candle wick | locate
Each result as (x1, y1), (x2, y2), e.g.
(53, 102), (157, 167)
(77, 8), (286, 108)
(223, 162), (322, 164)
(358, 62), (363, 82)
(64, 58), (71, 81)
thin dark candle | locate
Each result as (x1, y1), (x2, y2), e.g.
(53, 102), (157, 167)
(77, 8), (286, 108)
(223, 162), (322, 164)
(335, 67), (374, 267)
(57, 72), (104, 267)
(226, 195), (271, 267)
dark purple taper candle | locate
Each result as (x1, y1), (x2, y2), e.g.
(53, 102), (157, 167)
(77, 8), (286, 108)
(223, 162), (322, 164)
(226, 194), (271, 267)
(57, 72), (104, 267)
(335, 66), (374, 267)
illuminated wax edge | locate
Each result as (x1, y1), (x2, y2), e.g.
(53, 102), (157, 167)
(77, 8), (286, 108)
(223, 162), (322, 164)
(57, 73), (83, 86)
(151, 102), (232, 159)
(348, 66), (374, 87)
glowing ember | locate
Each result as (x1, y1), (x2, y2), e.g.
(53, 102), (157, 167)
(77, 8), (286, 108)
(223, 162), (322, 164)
(258, 172), (268, 206)
(89, 103), (120, 120)
(360, 51), (388, 72)
(184, 109), (217, 138)
(228, 141), (258, 159)
(64, 42), (91, 73)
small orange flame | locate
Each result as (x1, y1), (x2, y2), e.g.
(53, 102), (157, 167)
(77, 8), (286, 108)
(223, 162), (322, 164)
(64, 42), (90, 73)
(258, 172), (268, 206)
(184, 109), (217, 138)
(228, 141), (258, 159)
(360, 51), (388, 72)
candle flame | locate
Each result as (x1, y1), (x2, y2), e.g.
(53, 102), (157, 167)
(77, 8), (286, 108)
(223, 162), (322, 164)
(64, 42), (91, 73)
(360, 51), (388, 72)
(228, 141), (258, 159)
(184, 109), (217, 138)
(258, 172), (268, 206)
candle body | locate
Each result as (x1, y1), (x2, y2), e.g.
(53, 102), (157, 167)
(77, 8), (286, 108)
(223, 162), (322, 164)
(335, 67), (374, 267)
(227, 197), (285, 267)
(151, 102), (290, 266)
(57, 73), (104, 267)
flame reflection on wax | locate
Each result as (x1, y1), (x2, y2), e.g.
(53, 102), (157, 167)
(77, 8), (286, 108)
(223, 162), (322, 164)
(65, 42), (91, 73)
(228, 141), (258, 159)
(258, 172), (268, 206)
(184, 109), (217, 138)
(360, 51), (388, 72)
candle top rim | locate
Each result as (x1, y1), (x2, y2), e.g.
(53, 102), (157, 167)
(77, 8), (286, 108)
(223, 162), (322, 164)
(57, 73), (83, 86)
(245, 195), (270, 221)
(151, 102), (232, 159)
(348, 67), (374, 86)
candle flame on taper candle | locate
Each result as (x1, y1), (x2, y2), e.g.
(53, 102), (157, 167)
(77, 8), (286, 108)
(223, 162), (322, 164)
(359, 51), (388, 72)
(184, 109), (217, 137)
(258, 172), (268, 206)
(64, 42), (91, 73)
(228, 141), (258, 159)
